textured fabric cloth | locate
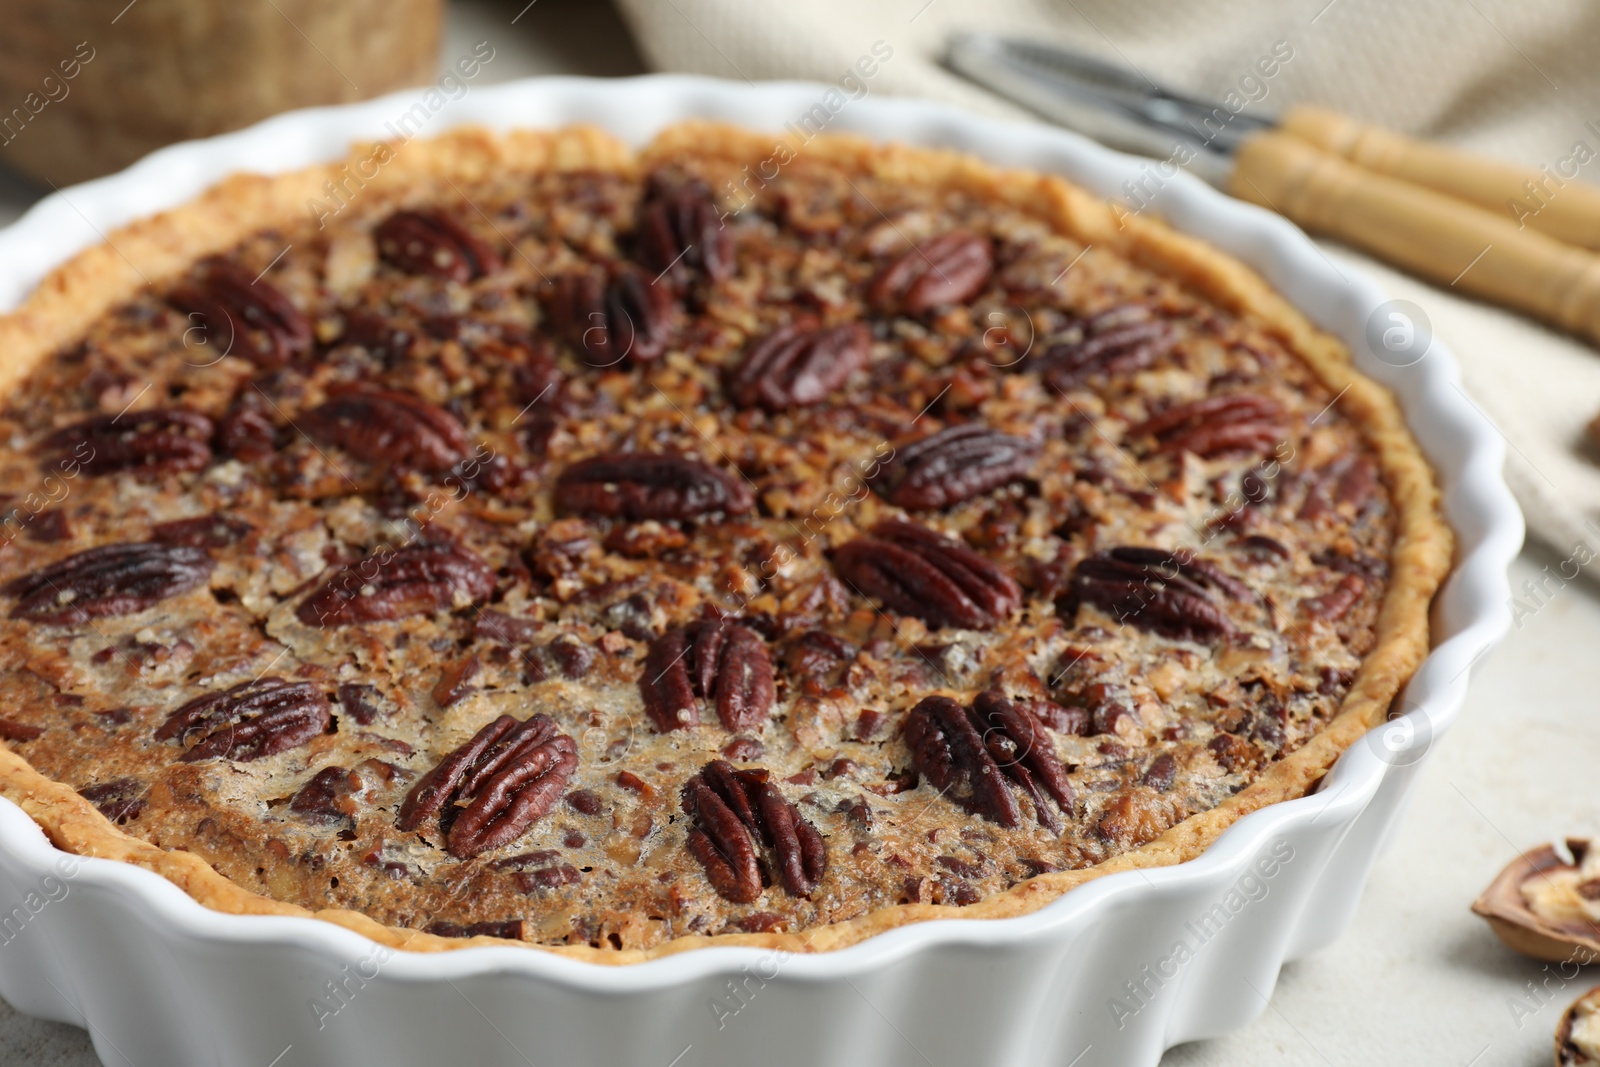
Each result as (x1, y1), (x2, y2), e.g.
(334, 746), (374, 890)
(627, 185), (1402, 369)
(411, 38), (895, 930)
(614, 0), (1600, 567)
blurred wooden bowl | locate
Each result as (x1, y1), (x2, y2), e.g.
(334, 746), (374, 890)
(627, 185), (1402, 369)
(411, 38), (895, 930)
(0, 0), (442, 185)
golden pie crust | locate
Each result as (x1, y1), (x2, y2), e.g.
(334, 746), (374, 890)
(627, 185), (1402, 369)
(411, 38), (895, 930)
(0, 122), (1452, 962)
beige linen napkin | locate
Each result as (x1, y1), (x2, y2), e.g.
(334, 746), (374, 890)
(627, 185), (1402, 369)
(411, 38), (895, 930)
(614, 0), (1600, 574)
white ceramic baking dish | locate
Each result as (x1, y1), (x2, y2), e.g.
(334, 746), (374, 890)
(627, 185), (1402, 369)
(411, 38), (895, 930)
(0, 75), (1521, 1067)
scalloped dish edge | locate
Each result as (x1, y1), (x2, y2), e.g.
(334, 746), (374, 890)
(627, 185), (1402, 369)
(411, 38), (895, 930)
(0, 121), (1453, 963)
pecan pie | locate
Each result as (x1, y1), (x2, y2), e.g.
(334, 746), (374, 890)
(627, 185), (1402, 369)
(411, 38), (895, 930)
(0, 123), (1451, 961)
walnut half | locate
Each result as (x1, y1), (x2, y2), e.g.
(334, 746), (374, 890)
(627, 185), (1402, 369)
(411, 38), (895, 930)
(1471, 838), (1600, 963)
(1558, 985), (1600, 1066)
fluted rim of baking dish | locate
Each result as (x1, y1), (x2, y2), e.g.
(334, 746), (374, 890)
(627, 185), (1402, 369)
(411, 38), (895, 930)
(0, 74), (1522, 988)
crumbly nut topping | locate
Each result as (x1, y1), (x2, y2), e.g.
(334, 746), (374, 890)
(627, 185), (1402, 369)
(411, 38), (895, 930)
(0, 142), (1392, 951)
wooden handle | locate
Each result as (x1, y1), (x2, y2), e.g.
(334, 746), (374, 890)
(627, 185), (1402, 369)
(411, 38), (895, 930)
(1230, 131), (1600, 347)
(1282, 104), (1600, 252)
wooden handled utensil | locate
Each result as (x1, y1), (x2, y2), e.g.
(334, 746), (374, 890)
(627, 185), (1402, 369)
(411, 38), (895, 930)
(946, 32), (1600, 346)
(1281, 105), (1600, 252)
(1232, 132), (1600, 345)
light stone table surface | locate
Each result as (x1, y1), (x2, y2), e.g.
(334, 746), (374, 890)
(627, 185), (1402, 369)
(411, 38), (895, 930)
(0, 2), (1581, 1064)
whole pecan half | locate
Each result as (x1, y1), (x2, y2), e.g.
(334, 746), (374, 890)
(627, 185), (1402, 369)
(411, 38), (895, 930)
(681, 759), (827, 902)
(397, 713), (577, 859)
(869, 231), (994, 316)
(832, 519), (1021, 630)
(296, 541), (495, 626)
(870, 424), (1037, 510)
(301, 387), (468, 473)
(1129, 394), (1287, 458)
(547, 268), (674, 366)
(374, 209), (502, 281)
(168, 259), (311, 367)
(636, 173), (734, 286)
(555, 453), (753, 522)
(640, 620), (775, 733)
(970, 690), (1075, 832)
(640, 626), (697, 730)
(1037, 305), (1175, 390)
(45, 409), (214, 477)
(1062, 546), (1242, 642)
(156, 677), (330, 762)
(5, 542), (214, 624)
(902, 694), (1021, 828)
(1107, 546), (1255, 601)
(724, 320), (869, 411)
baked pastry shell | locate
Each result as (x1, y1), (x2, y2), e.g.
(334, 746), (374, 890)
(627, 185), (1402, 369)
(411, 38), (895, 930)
(0, 76), (1519, 1066)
